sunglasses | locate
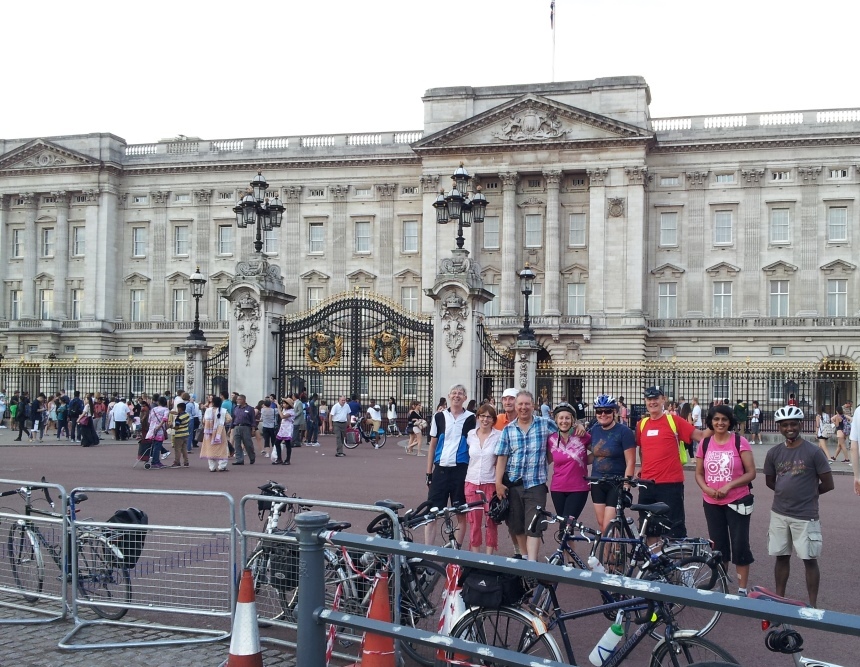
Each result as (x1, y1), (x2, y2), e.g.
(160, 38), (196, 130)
(594, 409), (615, 416)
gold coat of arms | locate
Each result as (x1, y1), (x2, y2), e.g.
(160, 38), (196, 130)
(369, 328), (409, 374)
(305, 327), (343, 373)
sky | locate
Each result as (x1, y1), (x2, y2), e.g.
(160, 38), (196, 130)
(3, 0), (858, 144)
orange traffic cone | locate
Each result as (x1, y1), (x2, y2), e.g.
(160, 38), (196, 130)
(346, 572), (395, 667)
(227, 569), (264, 667)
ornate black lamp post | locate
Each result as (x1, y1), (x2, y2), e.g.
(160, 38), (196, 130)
(232, 171), (285, 253)
(188, 266), (207, 341)
(433, 163), (488, 249)
(518, 263), (536, 342)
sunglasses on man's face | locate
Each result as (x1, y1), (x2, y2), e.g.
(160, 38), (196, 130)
(595, 409), (615, 416)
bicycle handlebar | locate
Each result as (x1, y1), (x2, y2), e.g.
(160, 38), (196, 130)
(401, 499), (485, 530)
(584, 475), (654, 488)
(527, 506), (602, 537)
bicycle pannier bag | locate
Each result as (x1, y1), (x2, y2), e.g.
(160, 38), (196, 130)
(269, 543), (300, 591)
(106, 507), (148, 568)
(459, 568), (525, 608)
(257, 486), (282, 513)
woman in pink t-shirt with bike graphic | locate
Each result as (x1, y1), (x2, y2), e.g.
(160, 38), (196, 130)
(695, 403), (757, 595)
(548, 402), (592, 521)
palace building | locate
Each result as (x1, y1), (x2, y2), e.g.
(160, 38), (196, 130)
(0, 76), (858, 411)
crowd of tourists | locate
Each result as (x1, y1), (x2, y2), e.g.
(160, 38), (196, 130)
(421, 382), (848, 608)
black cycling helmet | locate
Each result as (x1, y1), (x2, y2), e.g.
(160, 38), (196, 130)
(552, 402), (576, 419)
(487, 493), (510, 525)
(644, 386), (665, 399)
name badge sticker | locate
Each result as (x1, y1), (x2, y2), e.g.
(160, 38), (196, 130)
(647, 429), (659, 436)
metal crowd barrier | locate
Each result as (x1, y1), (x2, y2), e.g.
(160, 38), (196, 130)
(295, 510), (860, 667)
(238, 493), (403, 664)
(0, 478), (69, 625)
(58, 487), (236, 651)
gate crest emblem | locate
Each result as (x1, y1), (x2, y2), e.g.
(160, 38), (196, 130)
(369, 328), (409, 374)
(305, 327), (343, 373)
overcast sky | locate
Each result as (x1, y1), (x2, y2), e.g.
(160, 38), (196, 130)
(3, 0), (858, 144)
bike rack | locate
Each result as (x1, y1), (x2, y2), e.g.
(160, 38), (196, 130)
(0, 478), (69, 625)
(237, 494), (403, 664)
(58, 487), (235, 651)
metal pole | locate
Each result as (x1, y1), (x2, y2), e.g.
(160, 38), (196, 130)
(296, 510), (329, 667)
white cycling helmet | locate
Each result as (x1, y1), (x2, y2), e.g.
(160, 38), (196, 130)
(773, 405), (804, 422)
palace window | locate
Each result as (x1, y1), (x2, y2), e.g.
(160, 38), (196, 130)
(660, 176), (679, 186)
(218, 225), (233, 255)
(658, 282), (677, 319)
(309, 223), (325, 254)
(72, 227), (85, 256)
(524, 214), (542, 247)
(531, 283), (542, 317)
(307, 287), (323, 309)
(770, 208), (790, 244)
(354, 221), (371, 253)
(70, 289), (83, 320)
(713, 281), (732, 317)
(567, 283), (586, 316)
(11, 229), (22, 258)
(483, 216), (500, 249)
(264, 228), (278, 254)
(827, 207), (848, 242)
(39, 289), (53, 320)
(174, 225), (190, 256)
(659, 212), (678, 246)
(402, 220), (418, 253)
(172, 289), (188, 321)
(130, 289), (145, 322)
(568, 213), (586, 246)
(714, 210), (733, 245)
(10, 290), (21, 320)
(827, 279), (847, 317)
(41, 228), (54, 257)
(132, 227), (147, 257)
(400, 286), (419, 312)
(715, 173), (735, 184)
(484, 283), (499, 317)
(769, 280), (790, 317)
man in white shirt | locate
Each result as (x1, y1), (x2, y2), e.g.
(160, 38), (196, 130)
(329, 395), (351, 457)
(112, 400), (130, 441)
(366, 403), (382, 437)
(691, 397), (702, 428)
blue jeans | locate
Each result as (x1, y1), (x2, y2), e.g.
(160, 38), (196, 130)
(150, 439), (164, 464)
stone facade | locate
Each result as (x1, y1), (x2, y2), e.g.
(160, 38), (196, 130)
(1, 76), (859, 369)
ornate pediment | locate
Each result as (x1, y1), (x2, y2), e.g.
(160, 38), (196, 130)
(413, 94), (652, 153)
(705, 262), (741, 276)
(0, 139), (100, 173)
(208, 270), (234, 283)
(762, 260), (798, 276)
(820, 259), (856, 275)
(165, 271), (190, 284)
(650, 263), (685, 278)
(123, 272), (150, 284)
(394, 268), (421, 283)
(300, 270), (330, 282)
(346, 269), (377, 282)
(561, 263), (589, 281)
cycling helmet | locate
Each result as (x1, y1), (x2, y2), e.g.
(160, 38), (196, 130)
(593, 394), (618, 410)
(552, 402), (576, 419)
(487, 493), (510, 525)
(644, 386), (665, 399)
(774, 405), (804, 422)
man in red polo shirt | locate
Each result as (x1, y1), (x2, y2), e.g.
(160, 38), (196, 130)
(637, 386), (711, 538)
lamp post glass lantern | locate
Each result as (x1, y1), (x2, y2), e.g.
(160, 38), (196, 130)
(518, 263), (536, 342)
(232, 171), (284, 253)
(188, 266), (207, 340)
(432, 162), (488, 249)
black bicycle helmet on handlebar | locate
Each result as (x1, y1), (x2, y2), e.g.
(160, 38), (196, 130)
(487, 493), (509, 525)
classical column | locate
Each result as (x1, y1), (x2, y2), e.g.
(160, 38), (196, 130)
(685, 171), (709, 317)
(330, 184), (349, 294)
(0, 196), (8, 319)
(194, 189), (212, 320)
(586, 169), (607, 315)
(95, 189), (120, 321)
(543, 170), (562, 316)
(624, 167), (647, 317)
(499, 172), (519, 316)
(740, 169), (764, 316)
(376, 183), (396, 297)
(20, 193), (37, 320)
(797, 167), (822, 315)
(52, 191), (70, 320)
(150, 190), (170, 320)
(80, 189), (100, 321)
(283, 185), (302, 303)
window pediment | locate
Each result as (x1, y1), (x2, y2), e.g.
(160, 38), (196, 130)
(347, 270), (377, 284)
(481, 265), (502, 283)
(762, 260), (798, 277)
(123, 272), (151, 285)
(166, 271), (190, 285)
(705, 262), (741, 277)
(650, 263), (685, 278)
(394, 269), (421, 283)
(561, 263), (589, 282)
(820, 259), (856, 275)
(300, 270), (330, 282)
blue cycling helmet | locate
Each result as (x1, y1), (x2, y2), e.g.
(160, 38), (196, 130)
(593, 394), (618, 409)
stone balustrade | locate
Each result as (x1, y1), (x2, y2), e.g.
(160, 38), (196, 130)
(652, 108), (860, 134)
(647, 316), (860, 329)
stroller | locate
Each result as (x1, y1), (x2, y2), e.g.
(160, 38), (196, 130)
(386, 420), (402, 436)
(134, 439), (156, 469)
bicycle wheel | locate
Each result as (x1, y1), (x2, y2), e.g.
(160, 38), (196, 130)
(446, 606), (564, 666)
(649, 635), (739, 666)
(7, 524), (44, 602)
(76, 537), (131, 620)
(596, 520), (632, 575)
(247, 546), (292, 621)
(399, 558), (446, 667)
(371, 431), (386, 448)
(644, 554), (727, 637)
(344, 430), (360, 449)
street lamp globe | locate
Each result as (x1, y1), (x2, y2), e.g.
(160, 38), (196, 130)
(519, 263), (536, 296)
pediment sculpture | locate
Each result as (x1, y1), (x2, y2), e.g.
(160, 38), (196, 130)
(493, 107), (568, 142)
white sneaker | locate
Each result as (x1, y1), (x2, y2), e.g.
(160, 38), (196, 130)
(0, 425), (7, 429)
(263, 452), (270, 457)
(161, 452), (170, 460)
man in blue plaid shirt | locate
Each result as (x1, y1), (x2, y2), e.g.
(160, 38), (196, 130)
(495, 390), (557, 561)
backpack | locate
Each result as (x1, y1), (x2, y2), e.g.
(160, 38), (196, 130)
(105, 507), (148, 567)
(638, 413), (688, 464)
(23, 402), (33, 420)
(701, 434), (753, 490)
(57, 404), (67, 420)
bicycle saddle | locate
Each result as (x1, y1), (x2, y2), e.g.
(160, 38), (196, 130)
(629, 502), (670, 515)
(325, 521), (352, 532)
(374, 499), (404, 511)
(749, 586), (808, 607)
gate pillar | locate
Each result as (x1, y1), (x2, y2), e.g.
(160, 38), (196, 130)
(182, 339), (211, 397)
(513, 339), (540, 397)
(425, 248), (493, 401)
(223, 257), (295, 400)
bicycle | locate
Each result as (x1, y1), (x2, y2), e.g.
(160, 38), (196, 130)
(345, 418), (387, 449)
(750, 585), (844, 667)
(528, 504), (727, 638)
(444, 572), (739, 666)
(2, 479), (133, 620)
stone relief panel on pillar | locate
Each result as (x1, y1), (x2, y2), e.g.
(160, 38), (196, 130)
(518, 350), (530, 389)
(234, 292), (261, 366)
(440, 289), (469, 365)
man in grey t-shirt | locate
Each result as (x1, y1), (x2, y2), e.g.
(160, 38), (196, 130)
(764, 407), (834, 607)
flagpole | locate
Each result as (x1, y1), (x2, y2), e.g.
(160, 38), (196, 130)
(551, 1), (556, 82)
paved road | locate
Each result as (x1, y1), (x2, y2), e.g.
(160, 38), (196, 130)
(0, 427), (857, 666)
